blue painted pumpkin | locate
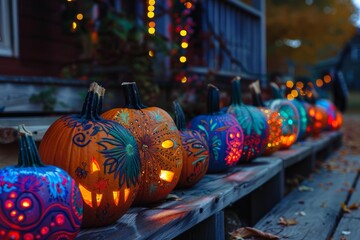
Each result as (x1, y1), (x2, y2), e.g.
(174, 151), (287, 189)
(173, 101), (209, 188)
(189, 84), (244, 173)
(226, 78), (269, 162)
(39, 82), (141, 227)
(315, 99), (339, 130)
(0, 125), (83, 239)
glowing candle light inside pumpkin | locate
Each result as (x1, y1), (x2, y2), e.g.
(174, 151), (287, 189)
(113, 191), (120, 206)
(160, 170), (175, 182)
(91, 157), (100, 173)
(161, 140), (174, 149)
(79, 184), (93, 207)
(124, 188), (130, 202)
(96, 194), (103, 206)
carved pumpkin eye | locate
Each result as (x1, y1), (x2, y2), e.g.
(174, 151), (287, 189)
(159, 170), (174, 182)
(96, 194), (103, 206)
(91, 157), (100, 173)
(113, 188), (131, 206)
(161, 140), (174, 149)
(78, 184), (93, 207)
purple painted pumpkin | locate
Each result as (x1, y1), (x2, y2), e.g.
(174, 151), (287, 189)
(0, 125), (83, 240)
(173, 101), (209, 188)
(189, 84), (244, 173)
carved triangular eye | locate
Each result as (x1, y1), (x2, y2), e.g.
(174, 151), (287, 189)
(124, 188), (130, 202)
(96, 194), (103, 207)
(113, 191), (120, 206)
(159, 170), (174, 182)
(79, 184), (93, 207)
(91, 157), (100, 173)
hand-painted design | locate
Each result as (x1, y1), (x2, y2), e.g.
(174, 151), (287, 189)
(0, 166), (82, 239)
(115, 109), (130, 126)
(225, 122), (243, 166)
(149, 110), (165, 122)
(75, 162), (88, 179)
(98, 123), (141, 188)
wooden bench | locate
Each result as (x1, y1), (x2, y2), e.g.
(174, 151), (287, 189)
(254, 148), (358, 240)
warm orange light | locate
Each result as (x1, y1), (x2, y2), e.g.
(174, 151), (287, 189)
(185, 2), (192, 8)
(181, 76), (187, 83)
(79, 184), (93, 207)
(148, 27), (155, 34)
(148, 5), (155, 12)
(113, 191), (120, 206)
(72, 21), (77, 30)
(20, 198), (32, 208)
(179, 56), (187, 63)
(5, 200), (13, 209)
(148, 21), (155, 28)
(180, 30), (187, 36)
(181, 42), (188, 48)
(124, 188), (130, 202)
(316, 79), (323, 87)
(286, 80), (294, 88)
(324, 74), (331, 83)
(96, 194), (103, 206)
(291, 89), (299, 97)
(287, 94), (294, 100)
(76, 13), (83, 21)
(162, 139), (174, 149)
(229, 133), (235, 139)
(10, 211), (17, 217)
(149, 0), (155, 5)
(149, 50), (154, 57)
(296, 81), (304, 89)
(9, 192), (17, 198)
(147, 12), (155, 18)
(18, 215), (24, 222)
(281, 134), (296, 148)
(309, 108), (315, 117)
(91, 157), (100, 173)
(160, 170), (175, 182)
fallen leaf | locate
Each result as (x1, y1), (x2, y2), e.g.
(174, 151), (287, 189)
(348, 203), (359, 210)
(342, 230), (351, 235)
(342, 203), (352, 213)
(229, 227), (280, 240)
(278, 217), (298, 226)
(165, 194), (182, 201)
(298, 185), (314, 192)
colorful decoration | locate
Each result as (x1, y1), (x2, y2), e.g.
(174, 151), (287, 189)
(0, 125), (83, 239)
(173, 101), (209, 188)
(226, 77), (269, 162)
(307, 104), (328, 137)
(39, 83), (141, 227)
(316, 99), (342, 131)
(102, 82), (183, 204)
(249, 81), (283, 155)
(189, 84), (244, 172)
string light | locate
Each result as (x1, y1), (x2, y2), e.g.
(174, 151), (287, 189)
(180, 30), (187, 36)
(286, 80), (294, 88)
(181, 42), (188, 48)
(149, 50), (154, 57)
(76, 13), (83, 21)
(179, 56), (187, 63)
(324, 74), (331, 83)
(316, 79), (323, 87)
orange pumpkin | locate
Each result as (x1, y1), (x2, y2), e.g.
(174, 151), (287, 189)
(173, 101), (209, 188)
(249, 81), (283, 155)
(39, 83), (141, 227)
(102, 82), (183, 204)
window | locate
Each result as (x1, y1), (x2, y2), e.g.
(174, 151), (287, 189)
(0, 0), (19, 57)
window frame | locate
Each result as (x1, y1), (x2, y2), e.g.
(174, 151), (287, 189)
(0, 0), (19, 58)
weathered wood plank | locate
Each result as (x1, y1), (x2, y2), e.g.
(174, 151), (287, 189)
(332, 217), (360, 240)
(77, 157), (283, 240)
(254, 153), (359, 240)
(272, 145), (313, 168)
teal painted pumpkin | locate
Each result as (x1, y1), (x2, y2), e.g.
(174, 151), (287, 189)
(226, 78), (269, 162)
(173, 101), (209, 188)
(189, 84), (244, 173)
(0, 125), (83, 239)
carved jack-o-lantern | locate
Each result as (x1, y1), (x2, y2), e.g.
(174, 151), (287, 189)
(102, 82), (183, 204)
(249, 81), (283, 155)
(189, 84), (244, 173)
(39, 83), (141, 227)
(226, 78), (269, 162)
(173, 101), (209, 188)
(0, 125), (83, 239)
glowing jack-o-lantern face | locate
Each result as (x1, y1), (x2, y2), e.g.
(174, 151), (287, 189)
(189, 85), (244, 173)
(0, 125), (83, 239)
(39, 83), (141, 227)
(101, 82), (183, 204)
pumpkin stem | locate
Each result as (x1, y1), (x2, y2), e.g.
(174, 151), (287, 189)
(80, 82), (103, 120)
(173, 101), (186, 131)
(270, 82), (284, 99)
(122, 82), (146, 109)
(207, 84), (220, 114)
(231, 77), (243, 105)
(17, 124), (45, 168)
(249, 80), (266, 107)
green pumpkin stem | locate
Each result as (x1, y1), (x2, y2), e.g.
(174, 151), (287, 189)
(270, 82), (284, 99)
(231, 77), (243, 105)
(17, 124), (45, 168)
(122, 82), (146, 109)
(173, 101), (186, 131)
(80, 82), (103, 120)
(207, 84), (220, 114)
(249, 81), (266, 107)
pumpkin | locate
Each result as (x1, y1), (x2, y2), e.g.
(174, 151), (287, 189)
(270, 83), (308, 141)
(226, 77), (269, 162)
(39, 82), (141, 228)
(173, 101), (209, 188)
(249, 81), (283, 155)
(0, 125), (83, 239)
(102, 82), (183, 204)
(189, 84), (244, 172)
(316, 99), (342, 131)
(307, 104), (328, 137)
